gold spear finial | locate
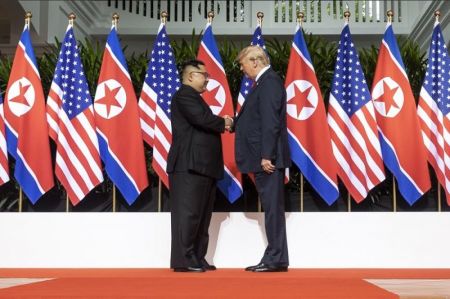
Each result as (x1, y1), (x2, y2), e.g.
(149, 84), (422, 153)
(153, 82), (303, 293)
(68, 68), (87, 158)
(112, 12), (119, 27)
(25, 11), (32, 26)
(297, 11), (304, 26)
(344, 11), (351, 23)
(207, 11), (215, 24)
(161, 11), (168, 24)
(435, 10), (441, 22)
(257, 11), (264, 27)
(387, 10), (394, 23)
(68, 12), (76, 26)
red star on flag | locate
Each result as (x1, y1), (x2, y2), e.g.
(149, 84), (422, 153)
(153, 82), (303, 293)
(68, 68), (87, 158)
(10, 81), (31, 106)
(203, 84), (222, 107)
(373, 80), (400, 114)
(96, 85), (122, 118)
(291, 84), (314, 116)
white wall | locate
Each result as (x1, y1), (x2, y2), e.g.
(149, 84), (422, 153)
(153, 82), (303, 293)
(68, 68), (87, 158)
(0, 212), (449, 268)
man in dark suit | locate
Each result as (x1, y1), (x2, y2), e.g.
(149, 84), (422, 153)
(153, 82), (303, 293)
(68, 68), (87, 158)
(234, 46), (291, 272)
(167, 59), (232, 272)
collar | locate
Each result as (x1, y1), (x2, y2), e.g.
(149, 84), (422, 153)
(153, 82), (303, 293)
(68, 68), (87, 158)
(255, 65), (270, 82)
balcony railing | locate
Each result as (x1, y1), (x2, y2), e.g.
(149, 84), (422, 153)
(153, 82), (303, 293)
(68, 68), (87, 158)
(99, 0), (421, 35)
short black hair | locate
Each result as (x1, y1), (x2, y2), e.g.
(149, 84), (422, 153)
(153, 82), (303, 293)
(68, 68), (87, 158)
(179, 59), (205, 77)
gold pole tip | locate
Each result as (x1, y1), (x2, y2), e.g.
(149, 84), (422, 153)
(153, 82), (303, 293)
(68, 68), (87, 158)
(435, 10), (441, 18)
(297, 11), (304, 20)
(257, 11), (264, 19)
(387, 10), (394, 18)
(207, 11), (215, 19)
(161, 11), (168, 19)
(344, 11), (351, 18)
(68, 12), (76, 20)
(112, 13), (120, 21)
(25, 11), (32, 20)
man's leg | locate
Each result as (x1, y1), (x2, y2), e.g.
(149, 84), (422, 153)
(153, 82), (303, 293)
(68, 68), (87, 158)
(195, 179), (216, 264)
(254, 169), (289, 267)
(169, 171), (210, 269)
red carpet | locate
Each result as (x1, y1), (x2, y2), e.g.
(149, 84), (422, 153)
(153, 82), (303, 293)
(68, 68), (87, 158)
(0, 269), (449, 298)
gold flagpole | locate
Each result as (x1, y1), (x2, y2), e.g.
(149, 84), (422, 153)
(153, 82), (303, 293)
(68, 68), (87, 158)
(256, 11), (264, 213)
(113, 185), (116, 212)
(65, 13), (77, 214)
(18, 188), (23, 212)
(158, 179), (162, 212)
(297, 12), (305, 213)
(18, 13), (31, 213)
(393, 177), (397, 212)
(111, 13), (119, 213)
(343, 11), (352, 213)
(157, 11), (168, 213)
(347, 193), (351, 212)
(385, 10), (397, 213)
(435, 10), (442, 213)
(437, 182), (442, 212)
(300, 174), (304, 212)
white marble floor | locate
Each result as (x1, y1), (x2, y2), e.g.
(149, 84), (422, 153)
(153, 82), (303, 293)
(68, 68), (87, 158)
(367, 279), (450, 299)
(0, 278), (53, 289)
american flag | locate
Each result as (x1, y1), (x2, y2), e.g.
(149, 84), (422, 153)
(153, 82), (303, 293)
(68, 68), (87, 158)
(0, 94), (9, 185)
(47, 24), (104, 205)
(327, 23), (385, 202)
(237, 23), (266, 113)
(418, 21), (450, 204)
(139, 23), (180, 188)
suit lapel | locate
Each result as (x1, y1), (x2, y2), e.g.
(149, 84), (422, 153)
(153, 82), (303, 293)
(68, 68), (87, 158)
(237, 69), (272, 119)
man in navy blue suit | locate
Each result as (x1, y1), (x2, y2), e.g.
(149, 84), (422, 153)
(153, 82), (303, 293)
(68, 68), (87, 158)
(233, 45), (291, 272)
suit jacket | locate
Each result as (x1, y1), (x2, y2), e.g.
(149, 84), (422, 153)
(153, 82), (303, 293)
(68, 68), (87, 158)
(166, 84), (225, 179)
(234, 68), (291, 173)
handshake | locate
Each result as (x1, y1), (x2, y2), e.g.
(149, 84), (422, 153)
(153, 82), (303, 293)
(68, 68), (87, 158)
(223, 115), (234, 132)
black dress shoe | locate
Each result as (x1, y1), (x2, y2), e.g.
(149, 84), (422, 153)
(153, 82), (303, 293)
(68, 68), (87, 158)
(252, 263), (288, 272)
(173, 266), (205, 272)
(245, 262), (263, 271)
(201, 259), (217, 271)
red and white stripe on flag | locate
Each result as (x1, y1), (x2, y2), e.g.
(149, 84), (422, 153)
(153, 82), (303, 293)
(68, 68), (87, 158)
(139, 23), (180, 188)
(0, 96), (9, 185)
(46, 25), (103, 205)
(418, 22), (450, 204)
(328, 23), (385, 202)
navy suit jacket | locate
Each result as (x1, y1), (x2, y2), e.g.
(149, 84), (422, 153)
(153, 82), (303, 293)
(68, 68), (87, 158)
(234, 68), (291, 173)
(166, 84), (225, 179)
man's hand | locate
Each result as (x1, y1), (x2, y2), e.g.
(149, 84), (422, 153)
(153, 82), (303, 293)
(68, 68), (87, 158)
(261, 158), (275, 174)
(224, 115), (233, 131)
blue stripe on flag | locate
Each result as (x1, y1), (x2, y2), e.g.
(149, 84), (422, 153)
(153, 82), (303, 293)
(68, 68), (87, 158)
(288, 134), (339, 206)
(202, 26), (224, 67)
(379, 135), (422, 205)
(97, 133), (140, 205)
(217, 172), (242, 203)
(383, 25), (406, 71)
(5, 126), (43, 203)
(20, 27), (38, 68)
(293, 28), (313, 66)
(106, 28), (129, 73)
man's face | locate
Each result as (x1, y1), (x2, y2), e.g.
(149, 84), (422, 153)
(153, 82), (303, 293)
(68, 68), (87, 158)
(189, 65), (209, 93)
(239, 56), (258, 80)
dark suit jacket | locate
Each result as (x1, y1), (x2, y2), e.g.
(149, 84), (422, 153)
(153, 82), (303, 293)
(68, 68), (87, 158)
(167, 84), (225, 179)
(234, 68), (291, 173)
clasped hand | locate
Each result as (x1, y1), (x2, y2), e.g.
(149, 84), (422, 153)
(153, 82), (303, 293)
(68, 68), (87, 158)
(223, 115), (233, 132)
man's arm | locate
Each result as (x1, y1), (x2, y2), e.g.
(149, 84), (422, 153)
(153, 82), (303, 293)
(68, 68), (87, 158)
(259, 76), (283, 161)
(177, 93), (227, 133)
